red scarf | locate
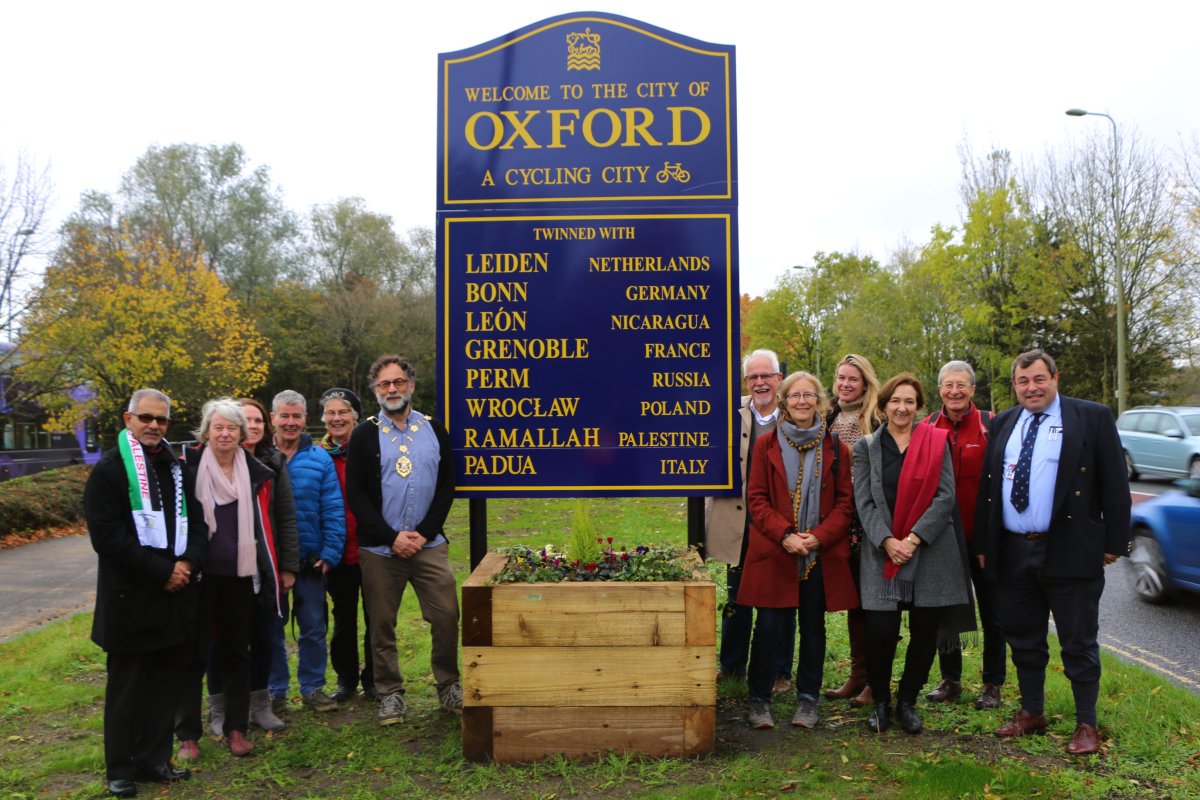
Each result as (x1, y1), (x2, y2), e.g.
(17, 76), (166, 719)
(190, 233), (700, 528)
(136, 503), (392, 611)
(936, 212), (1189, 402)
(883, 423), (948, 581)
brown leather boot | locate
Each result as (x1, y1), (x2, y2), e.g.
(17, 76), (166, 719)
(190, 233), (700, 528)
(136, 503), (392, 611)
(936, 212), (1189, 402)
(850, 683), (873, 708)
(826, 609), (868, 700)
(227, 729), (255, 757)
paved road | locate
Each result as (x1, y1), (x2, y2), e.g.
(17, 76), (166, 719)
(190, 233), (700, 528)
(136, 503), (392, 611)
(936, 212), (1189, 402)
(0, 534), (96, 642)
(1095, 473), (1200, 693)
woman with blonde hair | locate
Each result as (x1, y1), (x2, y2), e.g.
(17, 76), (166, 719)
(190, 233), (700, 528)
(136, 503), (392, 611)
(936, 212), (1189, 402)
(824, 353), (884, 708)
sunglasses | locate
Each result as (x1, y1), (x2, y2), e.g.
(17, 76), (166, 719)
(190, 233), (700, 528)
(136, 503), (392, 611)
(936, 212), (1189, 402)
(132, 413), (170, 426)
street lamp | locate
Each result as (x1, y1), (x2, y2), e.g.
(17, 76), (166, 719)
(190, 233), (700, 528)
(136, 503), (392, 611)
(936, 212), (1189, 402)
(1066, 107), (1126, 413)
(791, 264), (820, 378)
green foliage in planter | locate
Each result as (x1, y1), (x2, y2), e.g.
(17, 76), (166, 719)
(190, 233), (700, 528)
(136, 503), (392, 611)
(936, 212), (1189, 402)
(0, 465), (89, 536)
(567, 499), (602, 564)
(491, 542), (695, 583)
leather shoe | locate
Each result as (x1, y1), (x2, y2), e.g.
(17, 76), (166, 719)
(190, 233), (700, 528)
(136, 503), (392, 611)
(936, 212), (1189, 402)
(896, 701), (924, 734)
(849, 684), (873, 708)
(772, 676), (794, 695)
(176, 739), (200, 762)
(107, 779), (137, 797)
(974, 683), (1002, 710)
(825, 676), (866, 700)
(867, 702), (891, 733)
(925, 678), (962, 703)
(228, 729), (255, 757)
(1066, 722), (1100, 755)
(133, 763), (190, 783)
(995, 708), (1047, 737)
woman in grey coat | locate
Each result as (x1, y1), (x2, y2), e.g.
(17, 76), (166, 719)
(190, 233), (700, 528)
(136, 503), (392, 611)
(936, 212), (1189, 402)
(853, 373), (972, 735)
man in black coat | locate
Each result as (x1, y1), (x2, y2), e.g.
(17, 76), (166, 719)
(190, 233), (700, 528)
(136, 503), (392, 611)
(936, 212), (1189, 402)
(976, 350), (1130, 756)
(86, 389), (207, 797)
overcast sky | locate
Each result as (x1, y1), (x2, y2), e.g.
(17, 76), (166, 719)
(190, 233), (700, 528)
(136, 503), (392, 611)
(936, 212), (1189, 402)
(3, 1), (1197, 296)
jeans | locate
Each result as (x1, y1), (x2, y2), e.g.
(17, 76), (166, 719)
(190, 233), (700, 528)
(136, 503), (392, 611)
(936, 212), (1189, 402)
(747, 560), (826, 702)
(721, 565), (797, 679)
(269, 571), (330, 696)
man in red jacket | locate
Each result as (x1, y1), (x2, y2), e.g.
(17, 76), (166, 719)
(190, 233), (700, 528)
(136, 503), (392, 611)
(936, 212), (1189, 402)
(921, 361), (1006, 711)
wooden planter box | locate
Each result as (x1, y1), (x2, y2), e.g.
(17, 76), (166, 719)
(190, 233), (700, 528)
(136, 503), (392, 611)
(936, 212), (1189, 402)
(461, 551), (716, 763)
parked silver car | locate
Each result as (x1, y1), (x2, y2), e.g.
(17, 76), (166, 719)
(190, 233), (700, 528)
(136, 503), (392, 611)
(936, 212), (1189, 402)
(1117, 406), (1200, 480)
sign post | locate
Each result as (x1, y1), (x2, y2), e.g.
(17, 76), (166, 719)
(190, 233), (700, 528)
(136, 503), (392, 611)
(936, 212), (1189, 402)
(437, 13), (738, 563)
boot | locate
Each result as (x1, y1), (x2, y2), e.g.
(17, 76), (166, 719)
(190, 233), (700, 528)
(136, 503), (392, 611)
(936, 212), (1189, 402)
(249, 689), (287, 731)
(850, 684), (873, 708)
(827, 611), (868, 700)
(227, 729), (255, 757)
(207, 694), (225, 737)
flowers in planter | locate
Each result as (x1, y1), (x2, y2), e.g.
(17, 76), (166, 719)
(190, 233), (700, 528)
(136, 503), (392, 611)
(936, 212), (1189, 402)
(492, 539), (696, 584)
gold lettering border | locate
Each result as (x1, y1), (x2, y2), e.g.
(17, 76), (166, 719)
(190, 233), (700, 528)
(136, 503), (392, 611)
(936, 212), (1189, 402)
(441, 15), (733, 205)
(443, 212), (735, 492)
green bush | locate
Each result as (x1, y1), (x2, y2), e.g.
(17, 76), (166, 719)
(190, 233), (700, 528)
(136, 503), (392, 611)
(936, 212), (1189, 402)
(0, 465), (89, 536)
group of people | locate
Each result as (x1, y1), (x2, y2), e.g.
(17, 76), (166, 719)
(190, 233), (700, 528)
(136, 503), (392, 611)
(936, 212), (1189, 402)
(86, 355), (459, 798)
(86, 340), (1131, 795)
(707, 348), (1130, 755)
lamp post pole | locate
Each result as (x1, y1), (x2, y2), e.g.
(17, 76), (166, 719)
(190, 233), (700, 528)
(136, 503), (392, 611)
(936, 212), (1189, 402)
(1066, 108), (1126, 414)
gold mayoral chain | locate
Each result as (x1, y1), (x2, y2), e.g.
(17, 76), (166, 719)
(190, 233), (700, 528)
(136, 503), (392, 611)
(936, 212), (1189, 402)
(381, 417), (424, 478)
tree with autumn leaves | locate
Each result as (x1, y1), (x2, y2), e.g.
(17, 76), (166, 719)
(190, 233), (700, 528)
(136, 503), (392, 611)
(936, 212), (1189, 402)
(16, 223), (270, 442)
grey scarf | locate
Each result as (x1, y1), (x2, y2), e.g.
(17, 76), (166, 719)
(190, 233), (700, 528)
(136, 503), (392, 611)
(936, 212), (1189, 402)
(777, 417), (824, 580)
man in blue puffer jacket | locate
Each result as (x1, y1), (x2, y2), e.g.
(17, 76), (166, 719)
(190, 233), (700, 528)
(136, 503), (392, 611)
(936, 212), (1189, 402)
(269, 390), (346, 713)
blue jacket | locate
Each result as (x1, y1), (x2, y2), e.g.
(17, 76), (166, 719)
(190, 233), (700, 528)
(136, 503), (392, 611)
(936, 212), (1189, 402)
(286, 434), (345, 568)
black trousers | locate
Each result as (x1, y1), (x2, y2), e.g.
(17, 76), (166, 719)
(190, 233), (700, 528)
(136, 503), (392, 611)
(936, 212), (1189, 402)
(865, 606), (941, 706)
(176, 575), (255, 740)
(104, 643), (187, 780)
(327, 561), (374, 692)
(937, 555), (1007, 685)
(995, 534), (1103, 724)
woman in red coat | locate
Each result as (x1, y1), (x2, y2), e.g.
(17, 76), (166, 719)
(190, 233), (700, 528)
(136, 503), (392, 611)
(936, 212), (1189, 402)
(739, 371), (856, 730)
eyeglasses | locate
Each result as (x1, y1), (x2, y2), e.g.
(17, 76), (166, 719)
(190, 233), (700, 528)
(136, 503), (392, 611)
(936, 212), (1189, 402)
(939, 382), (973, 391)
(374, 378), (410, 391)
(132, 413), (170, 426)
(323, 408), (353, 418)
(786, 392), (820, 402)
(745, 373), (778, 383)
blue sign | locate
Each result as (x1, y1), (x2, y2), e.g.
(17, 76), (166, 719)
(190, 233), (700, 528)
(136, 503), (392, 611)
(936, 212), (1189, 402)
(437, 13), (739, 497)
(438, 13), (736, 208)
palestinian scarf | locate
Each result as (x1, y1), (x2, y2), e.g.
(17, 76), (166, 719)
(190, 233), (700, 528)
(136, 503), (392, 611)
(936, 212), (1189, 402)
(117, 428), (187, 556)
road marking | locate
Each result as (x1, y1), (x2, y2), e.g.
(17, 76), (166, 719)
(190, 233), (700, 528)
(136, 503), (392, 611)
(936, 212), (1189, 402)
(1100, 639), (1200, 691)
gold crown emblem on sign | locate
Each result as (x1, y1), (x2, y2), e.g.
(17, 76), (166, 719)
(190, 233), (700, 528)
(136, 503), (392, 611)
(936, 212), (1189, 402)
(566, 28), (601, 71)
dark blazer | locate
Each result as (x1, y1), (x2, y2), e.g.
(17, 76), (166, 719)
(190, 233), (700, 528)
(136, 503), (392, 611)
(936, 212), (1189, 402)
(975, 394), (1131, 580)
(737, 428), (856, 611)
(345, 412), (455, 550)
(86, 443), (208, 654)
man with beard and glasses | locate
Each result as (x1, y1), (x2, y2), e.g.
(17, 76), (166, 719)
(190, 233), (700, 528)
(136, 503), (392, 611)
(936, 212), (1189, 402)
(345, 355), (461, 726)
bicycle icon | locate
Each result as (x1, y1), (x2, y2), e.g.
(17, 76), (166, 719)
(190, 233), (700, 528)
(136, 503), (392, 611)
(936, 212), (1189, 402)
(655, 162), (691, 184)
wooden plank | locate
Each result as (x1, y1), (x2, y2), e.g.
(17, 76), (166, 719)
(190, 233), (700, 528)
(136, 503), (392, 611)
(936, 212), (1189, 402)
(461, 706), (494, 762)
(682, 706), (716, 752)
(463, 646), (716, 707)
(683, 584), (716, 646)
(462, 583), (494, 648)
(489, 610), (686, 646)
(491, 581), (687, 614)
(463, 552), (509, 587)
(488, 706), (714, 763)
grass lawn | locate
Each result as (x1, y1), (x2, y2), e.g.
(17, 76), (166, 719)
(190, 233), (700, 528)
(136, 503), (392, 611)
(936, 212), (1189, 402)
(1, 497), (1197, 799)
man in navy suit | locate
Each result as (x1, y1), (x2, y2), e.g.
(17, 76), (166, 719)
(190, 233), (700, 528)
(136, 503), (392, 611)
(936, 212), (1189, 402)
(976, 349), (1129, 756)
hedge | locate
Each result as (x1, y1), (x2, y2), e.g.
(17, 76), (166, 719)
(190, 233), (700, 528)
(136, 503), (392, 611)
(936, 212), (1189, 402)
(0, 465), (89, 536)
